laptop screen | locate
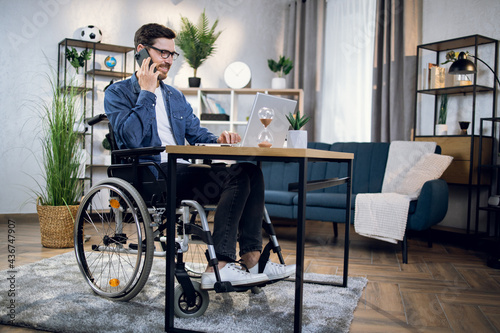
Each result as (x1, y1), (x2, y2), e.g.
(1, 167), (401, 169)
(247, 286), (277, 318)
(240, 93), (298, 148)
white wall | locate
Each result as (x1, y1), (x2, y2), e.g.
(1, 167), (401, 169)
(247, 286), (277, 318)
(420, 0), (500, 230)
(0, 0), (293, 214)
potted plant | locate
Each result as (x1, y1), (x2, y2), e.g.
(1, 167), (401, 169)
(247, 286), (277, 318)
(436, 94), (448, 135)
(65, 47), (92, 86)
(268, 55), (293, 89)
(34, 68), (85, 248)
(286, 110), (310, 148)
(101, 136), (112, 165)
(176, 10), (222, 87)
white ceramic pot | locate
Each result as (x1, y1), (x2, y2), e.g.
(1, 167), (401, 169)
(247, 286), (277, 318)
(287, 130), (307, 149)
(271, 77), (286, 89)
(435, 124), (448, 136)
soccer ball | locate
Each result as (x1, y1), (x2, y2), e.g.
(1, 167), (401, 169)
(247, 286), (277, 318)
(80, 25), (102, 43)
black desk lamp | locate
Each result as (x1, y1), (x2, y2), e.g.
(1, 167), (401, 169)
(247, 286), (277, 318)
(448, 51), (500, 87)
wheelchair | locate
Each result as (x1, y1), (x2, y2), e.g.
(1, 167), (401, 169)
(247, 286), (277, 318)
(74, 114), (287, 318)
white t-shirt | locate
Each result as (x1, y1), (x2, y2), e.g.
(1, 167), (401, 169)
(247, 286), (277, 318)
(154, 87), (189, 163)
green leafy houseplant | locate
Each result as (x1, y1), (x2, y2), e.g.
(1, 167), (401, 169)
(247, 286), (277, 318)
(286, 110), (310, 130)
(65, 47), (92, 74)
(268, 56), (293, 78)
(176, 10), (222, 79)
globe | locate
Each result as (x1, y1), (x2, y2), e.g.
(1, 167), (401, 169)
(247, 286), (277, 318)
(105, 56), (117, 69)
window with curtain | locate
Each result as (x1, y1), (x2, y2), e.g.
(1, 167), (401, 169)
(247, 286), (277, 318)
(317, 0), (376, 143)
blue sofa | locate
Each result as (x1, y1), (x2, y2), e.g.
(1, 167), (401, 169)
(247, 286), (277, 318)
(261, 142), (449, 263)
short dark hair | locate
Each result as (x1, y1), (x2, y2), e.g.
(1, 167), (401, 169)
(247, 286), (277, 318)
(134, 23), (176, 50)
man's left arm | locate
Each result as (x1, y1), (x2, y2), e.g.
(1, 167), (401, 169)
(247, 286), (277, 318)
(169, 88), (218, 144)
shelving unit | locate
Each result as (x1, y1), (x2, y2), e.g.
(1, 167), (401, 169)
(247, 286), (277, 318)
(413, 34), (499, 234)
(57, 38), (135, 190)
(477, 118), (500, 237)
(179, 88), (303, 135)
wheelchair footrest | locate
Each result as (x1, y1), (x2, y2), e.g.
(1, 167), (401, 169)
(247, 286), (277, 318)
(213, 281), (269, 293)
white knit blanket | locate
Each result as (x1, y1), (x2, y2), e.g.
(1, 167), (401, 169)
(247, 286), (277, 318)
(354, 141), (438, 244)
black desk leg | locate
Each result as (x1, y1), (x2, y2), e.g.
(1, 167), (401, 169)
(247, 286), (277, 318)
(294, 158), (307, 332)
(165, 157), (177, 331)
(343, 160), (352, 287)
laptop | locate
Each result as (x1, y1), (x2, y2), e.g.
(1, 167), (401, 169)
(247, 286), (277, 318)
(197, 93), (298, 148)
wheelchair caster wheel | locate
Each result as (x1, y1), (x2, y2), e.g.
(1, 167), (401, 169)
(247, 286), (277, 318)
(174, 281), (209, 318)
(251, 286), (262, 294)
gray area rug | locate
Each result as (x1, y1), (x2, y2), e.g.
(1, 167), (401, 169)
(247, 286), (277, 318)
(0, 252), (366, 333)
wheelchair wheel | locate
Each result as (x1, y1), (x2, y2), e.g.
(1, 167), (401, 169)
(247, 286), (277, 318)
(174, 281), (209, 318)
(184, 238), (207, 278)
(74, 178), (154, 301)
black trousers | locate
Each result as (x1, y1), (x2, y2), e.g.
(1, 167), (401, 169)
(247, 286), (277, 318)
(160, 162), (265, 262)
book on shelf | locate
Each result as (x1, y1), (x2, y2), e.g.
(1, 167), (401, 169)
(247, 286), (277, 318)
(200, 93), (228, 120)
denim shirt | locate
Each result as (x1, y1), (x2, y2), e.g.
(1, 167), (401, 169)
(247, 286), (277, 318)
(104, 74), (218, 162)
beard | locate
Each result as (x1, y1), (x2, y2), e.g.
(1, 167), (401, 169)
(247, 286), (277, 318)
(157, 63), (171, 80)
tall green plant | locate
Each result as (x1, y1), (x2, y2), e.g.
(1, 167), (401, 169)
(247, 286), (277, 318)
(176, 10), (222, 78)
(438, 94), (448, 125)
(35, 70), (84, 206)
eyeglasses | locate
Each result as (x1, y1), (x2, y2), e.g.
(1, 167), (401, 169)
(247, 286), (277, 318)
(145, 45), (179, 60)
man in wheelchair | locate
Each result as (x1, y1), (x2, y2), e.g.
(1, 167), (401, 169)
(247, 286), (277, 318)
(104, 23), (295, 290)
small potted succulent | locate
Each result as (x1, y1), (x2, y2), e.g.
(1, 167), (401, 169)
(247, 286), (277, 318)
(268, 55), (293, 89)
(286, 110), (310, 148)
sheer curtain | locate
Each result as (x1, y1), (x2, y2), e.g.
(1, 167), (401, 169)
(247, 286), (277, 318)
(371, 0), (421, 142)
(317, 0), (376, 143)
(284, 0), (325, 141)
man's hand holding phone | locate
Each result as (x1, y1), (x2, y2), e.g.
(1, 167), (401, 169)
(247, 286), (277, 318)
(135, 48), (159, 93)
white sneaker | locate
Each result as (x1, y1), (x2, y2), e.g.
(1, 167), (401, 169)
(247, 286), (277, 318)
(248, 261), (296, 281)
(201, 263), (269, 290)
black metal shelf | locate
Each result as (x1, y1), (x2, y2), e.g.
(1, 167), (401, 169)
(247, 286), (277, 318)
(58, 38), (134, 189)
(417, 85), (494, 95)
(418, 34), (497, 52)
(87, 69), (133, 79)
(414, 35), (499, 236)
(59, 38), (134, 53)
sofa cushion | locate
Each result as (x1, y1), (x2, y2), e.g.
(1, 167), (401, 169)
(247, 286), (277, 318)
(265, 190), (297, 205)
(261, 161), (299, 192)
(397, 153), (453, 199)
(329, 142), (390, 194)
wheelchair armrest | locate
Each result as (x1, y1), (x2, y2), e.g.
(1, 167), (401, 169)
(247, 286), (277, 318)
(112, 146), (166, 158)
(87, 113), (107, 126)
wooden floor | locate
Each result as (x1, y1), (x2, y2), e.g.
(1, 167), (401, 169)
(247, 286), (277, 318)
(2, 214), (500, 332)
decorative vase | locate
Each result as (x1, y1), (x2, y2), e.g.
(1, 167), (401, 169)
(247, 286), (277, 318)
(435, 124), (448, 136)
(271, 77), (286, 89)
(189, 77), (201, 88)
(71, 72), (87, 87)
(287, 130), (307, 149)
(459, 121), (470, 135)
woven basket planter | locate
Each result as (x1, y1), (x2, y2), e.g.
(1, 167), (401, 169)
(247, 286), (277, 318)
(37, 202), (79, 248)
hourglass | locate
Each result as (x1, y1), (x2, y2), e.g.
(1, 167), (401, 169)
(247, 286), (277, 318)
(257, 107), (275, 148)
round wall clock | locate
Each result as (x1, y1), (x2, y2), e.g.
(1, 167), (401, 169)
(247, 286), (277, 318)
(224, 61), (251, 89)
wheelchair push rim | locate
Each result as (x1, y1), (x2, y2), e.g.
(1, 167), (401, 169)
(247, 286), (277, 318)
(74, 178), (154, 301)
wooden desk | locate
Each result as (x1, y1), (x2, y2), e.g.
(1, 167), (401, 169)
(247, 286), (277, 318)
(164, 145), (354, 333)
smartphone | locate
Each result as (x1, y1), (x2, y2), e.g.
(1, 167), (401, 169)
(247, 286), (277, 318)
(134, 48), (157, 72)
